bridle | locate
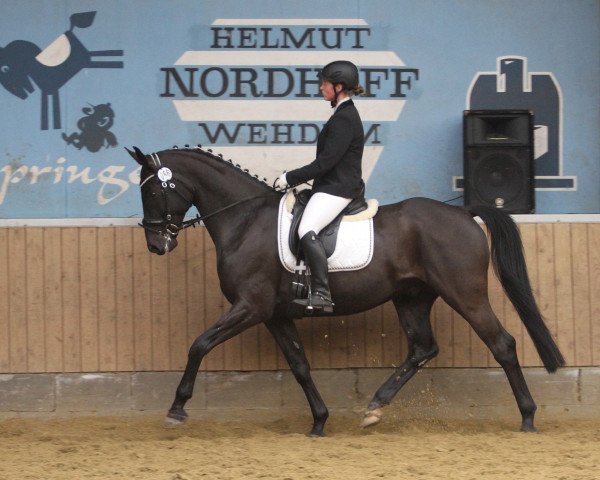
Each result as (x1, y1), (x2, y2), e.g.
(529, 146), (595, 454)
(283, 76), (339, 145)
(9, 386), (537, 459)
(138, 153), (199, 238)
(138, 153), (282, 238)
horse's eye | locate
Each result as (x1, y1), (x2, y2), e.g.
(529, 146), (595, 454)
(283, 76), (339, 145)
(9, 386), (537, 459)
(0, 65), (9, 73)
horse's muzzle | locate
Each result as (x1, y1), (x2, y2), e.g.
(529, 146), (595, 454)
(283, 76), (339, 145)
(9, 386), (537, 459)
(146, 233), (178, 255)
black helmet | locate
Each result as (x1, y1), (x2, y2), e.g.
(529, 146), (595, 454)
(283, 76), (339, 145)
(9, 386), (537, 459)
(318, 60), (359, 90)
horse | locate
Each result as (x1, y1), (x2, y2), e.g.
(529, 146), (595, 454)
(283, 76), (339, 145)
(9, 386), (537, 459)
(127, 145), (565, 437)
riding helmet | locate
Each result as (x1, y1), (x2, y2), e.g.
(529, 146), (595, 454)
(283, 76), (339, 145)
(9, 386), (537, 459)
(318, 60), (359, 90)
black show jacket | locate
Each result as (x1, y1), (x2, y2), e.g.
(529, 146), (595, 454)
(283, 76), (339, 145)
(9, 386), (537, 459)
(285, 99), (364, 199)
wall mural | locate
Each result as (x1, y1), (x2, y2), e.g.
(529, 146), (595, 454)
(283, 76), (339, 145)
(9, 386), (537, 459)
(159, 18), (419, 183)
(0, 1), (597, 219)
(0, 11), (123, 131)
(62, 102), (118, 152)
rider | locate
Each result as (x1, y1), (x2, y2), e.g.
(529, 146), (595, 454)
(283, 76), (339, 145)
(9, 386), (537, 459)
(274, 60), (365, 313)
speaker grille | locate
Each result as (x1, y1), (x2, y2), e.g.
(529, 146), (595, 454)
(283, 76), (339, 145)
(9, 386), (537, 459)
(465, 148), (534, 213)
(473, 151), (527, 205)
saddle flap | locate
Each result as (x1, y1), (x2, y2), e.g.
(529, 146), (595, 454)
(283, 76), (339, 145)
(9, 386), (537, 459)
(288, 189), (311, 255)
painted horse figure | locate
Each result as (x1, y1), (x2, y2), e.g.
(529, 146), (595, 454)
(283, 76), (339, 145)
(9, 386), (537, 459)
(128, 146), (564, 436)
(0, 11), (123, 130)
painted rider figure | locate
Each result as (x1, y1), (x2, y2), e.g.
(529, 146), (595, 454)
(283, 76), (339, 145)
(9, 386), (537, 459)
(274, 60), (365, 313)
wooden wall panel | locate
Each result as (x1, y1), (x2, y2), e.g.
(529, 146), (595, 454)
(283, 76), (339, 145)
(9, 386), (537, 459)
(8, 229), (27, 372)
(62, 228), (81, 372)
(347, 312), (366, 368)
(536, 224), (558, 366)
(0, 222), (598, 374)
(554, 224), (576, 366)
(168, 245), (189, 371)
(26, 228), (45, 372)
(132, 228), (152, 370)
(97, 228), (117, 371)
(44, 228), (65, 372)
(590, 225), (600, 366)
(0, 228), (9, 371)
(571, 224), (592, 365)
(79, 228), (99, 372)
(115, 228), (134, 371)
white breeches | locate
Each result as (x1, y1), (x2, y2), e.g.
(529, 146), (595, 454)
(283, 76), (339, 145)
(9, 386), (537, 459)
(298, 192), (352, 238)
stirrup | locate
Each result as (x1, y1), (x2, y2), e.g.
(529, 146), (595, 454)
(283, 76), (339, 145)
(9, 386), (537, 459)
(292, 293), (334, 314)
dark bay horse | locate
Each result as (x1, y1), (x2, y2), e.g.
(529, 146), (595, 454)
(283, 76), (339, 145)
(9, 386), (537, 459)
(128, 146), (564, 436)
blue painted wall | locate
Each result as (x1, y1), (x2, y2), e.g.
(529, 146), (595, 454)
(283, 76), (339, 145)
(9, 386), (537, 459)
(0, 0), (598, 218)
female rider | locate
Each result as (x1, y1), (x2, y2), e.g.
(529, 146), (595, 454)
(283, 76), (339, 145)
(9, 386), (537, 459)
(274, 60), (365, 313)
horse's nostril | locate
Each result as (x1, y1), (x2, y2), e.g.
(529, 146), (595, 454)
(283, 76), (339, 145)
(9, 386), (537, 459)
(148, 244), (162, 254)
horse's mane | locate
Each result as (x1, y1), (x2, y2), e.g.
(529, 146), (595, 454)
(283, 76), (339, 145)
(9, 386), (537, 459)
(164, 144), (273, 191)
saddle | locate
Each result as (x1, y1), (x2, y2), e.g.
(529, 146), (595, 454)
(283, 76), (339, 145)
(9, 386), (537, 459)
(288, 188), (368, 259)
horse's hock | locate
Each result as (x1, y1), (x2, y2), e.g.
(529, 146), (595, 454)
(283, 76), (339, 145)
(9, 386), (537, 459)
(1, 368), (598, 420)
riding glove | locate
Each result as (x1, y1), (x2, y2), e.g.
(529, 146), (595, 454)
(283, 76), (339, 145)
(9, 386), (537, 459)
(274, 173), (288, 190)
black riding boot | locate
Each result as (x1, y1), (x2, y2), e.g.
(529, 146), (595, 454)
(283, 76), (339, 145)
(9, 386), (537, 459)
(292, 231), (334, 314)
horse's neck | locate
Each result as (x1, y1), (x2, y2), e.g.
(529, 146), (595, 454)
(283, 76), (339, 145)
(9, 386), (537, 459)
(184, 152), (270, 245)
(191, 153), (264, 203)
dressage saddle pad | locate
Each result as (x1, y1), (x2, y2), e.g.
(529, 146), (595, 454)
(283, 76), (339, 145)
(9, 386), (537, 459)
(277, 190), (378, 273)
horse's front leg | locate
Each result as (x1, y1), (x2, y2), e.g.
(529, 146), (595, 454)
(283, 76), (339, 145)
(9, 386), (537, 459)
(166, 302), (263, 425)
(266, 315), (329, 437)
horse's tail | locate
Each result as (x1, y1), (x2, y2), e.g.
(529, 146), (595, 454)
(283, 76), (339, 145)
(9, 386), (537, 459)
(468, 205), (565, 373)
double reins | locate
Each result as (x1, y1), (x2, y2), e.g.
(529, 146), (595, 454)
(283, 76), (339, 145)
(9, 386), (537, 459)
(139, 153), (282, 236)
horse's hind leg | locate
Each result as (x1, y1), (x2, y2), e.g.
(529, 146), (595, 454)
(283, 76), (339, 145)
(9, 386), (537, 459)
(363, 289), (438, 427)
(458, 301), (537, 432)
(266, 316), (329, 437)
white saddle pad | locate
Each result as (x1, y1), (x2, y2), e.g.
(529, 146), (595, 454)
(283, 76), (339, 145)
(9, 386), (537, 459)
(277, 191), (377, 273)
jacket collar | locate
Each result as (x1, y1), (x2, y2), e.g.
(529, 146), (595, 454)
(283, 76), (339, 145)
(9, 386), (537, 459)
(333, 98), (354, 114)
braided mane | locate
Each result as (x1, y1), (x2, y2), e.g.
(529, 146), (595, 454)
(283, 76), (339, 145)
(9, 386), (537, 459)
(167, 144), (274, 190)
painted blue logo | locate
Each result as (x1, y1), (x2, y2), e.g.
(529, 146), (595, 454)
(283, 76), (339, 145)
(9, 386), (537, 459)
(466, 56), (575, 190)
(62, 102), (117, 152)
(0, 11), (123, 130)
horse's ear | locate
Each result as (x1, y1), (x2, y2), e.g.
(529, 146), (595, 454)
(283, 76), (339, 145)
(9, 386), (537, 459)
(126, 146), (148, 167)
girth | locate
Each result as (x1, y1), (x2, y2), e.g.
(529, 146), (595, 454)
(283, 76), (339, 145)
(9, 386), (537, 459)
(288, 189), (368, 258)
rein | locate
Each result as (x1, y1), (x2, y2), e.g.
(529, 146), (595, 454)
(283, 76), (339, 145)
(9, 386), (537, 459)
(178, 191), (278, 230)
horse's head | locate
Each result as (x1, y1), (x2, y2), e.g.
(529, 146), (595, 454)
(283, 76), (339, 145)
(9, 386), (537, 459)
(0, 41), (40, 99)
(128, 147), (195, 255)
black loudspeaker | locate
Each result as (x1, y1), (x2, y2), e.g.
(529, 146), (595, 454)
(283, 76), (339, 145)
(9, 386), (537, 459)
(463, 110), (535, 213)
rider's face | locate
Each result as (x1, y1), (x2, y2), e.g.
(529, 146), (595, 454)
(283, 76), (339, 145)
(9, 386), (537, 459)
(320, 80), (339, 102)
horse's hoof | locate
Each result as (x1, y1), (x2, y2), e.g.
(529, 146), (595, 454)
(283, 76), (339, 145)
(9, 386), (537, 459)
(520, 423), (538, 433)
(308, 429), (325, 438)
(360, 408), (383, 428)
(164, 411), (187, 428)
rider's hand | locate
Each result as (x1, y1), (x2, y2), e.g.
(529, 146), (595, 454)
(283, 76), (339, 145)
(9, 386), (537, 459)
(273, 173), (288, 191)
